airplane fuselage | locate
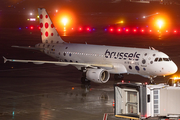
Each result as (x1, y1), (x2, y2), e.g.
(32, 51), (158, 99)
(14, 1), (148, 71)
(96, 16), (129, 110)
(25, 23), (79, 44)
(35, 43), (177, 78)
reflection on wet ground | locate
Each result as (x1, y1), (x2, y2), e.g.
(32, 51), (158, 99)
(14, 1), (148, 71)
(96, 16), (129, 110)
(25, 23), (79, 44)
(0, 66), (115, 120)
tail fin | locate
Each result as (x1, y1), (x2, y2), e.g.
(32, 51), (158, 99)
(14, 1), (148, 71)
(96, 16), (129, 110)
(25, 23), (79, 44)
(38, 8), (65, 44)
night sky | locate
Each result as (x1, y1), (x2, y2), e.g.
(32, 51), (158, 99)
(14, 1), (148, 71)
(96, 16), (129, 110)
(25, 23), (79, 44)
(0, 0), (180, 28)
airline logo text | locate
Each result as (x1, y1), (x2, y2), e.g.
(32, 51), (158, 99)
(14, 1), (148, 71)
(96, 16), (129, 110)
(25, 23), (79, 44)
(105, 49), (140, 61)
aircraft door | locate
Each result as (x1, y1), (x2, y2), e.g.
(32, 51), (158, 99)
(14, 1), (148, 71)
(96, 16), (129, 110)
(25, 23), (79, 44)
(140, 53), (148, 68)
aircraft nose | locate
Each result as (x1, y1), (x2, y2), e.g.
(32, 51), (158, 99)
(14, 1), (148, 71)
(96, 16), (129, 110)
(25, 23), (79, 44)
(171, 62), (178, 74)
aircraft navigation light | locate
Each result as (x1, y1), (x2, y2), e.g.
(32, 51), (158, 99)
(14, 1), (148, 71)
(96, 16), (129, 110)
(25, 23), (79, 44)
(62, 18), (68, 26)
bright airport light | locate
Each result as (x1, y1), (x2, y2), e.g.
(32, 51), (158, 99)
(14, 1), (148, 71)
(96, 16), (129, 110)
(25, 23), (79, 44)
(117, 20), (124, 24)
(62, 18), (68, 26)
(157, 20), (164, 29)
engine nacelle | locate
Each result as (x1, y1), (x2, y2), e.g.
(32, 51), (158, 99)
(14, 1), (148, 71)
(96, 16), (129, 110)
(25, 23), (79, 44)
(86, 69), (110, 83)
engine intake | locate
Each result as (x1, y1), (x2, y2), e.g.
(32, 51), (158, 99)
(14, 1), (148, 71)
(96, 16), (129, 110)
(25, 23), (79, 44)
(86, 69), (110, 83)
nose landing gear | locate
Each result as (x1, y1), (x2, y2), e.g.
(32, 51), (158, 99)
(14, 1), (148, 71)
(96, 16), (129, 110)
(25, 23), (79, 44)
(149, 77), (155, 84)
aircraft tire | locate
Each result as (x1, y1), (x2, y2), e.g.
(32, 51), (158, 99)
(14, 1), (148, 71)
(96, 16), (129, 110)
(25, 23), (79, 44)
(81, 77), (90, 84)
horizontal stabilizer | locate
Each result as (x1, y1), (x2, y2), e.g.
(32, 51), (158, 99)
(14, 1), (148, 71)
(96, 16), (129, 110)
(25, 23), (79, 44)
(3, 56), (7, 63)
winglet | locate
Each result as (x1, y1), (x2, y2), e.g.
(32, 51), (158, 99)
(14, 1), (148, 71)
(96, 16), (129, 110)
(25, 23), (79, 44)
(3, 56), (7, 63)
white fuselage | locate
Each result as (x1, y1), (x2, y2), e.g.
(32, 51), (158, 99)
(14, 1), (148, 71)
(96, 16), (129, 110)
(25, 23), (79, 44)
(36, 43), (178, 78)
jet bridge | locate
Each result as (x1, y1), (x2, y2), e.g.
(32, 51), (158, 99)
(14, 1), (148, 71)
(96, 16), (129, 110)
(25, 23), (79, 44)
(114, 82), (180, 119)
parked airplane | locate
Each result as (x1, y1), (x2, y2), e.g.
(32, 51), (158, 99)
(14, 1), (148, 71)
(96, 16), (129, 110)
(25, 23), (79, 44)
(3, 8), (178, 84)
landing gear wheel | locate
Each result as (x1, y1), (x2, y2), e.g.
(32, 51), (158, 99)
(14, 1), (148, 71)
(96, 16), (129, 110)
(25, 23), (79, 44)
(114, 74), (124, 80)
(81, 77), (90, 84)
(149, 78), (155, 84)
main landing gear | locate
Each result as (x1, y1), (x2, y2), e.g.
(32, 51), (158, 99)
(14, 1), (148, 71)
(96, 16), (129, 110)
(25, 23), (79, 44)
(81, 77), (90, 84)
(81, 72), (91, 84)
(81, 76), (91, 89)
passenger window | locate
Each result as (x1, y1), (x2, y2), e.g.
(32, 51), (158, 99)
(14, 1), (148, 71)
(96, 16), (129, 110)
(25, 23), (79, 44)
(154, 58), (158, 62)
(159, 58), (162, 61)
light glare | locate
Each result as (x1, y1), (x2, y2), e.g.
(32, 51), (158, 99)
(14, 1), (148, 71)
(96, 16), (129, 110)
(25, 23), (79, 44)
(62, 18), (68, 26)
(157, 20), (163, 29)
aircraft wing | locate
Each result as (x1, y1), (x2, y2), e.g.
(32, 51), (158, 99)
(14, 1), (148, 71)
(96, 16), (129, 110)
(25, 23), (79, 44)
(3, 57), (113, 69)
(12, 46), (44, 51)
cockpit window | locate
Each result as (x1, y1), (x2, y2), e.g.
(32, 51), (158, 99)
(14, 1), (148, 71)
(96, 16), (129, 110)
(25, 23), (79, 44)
(163, 58), (169, 61)
(154, 57), (171, 62)
(154, 58), (158, 62)
(159, 58), (162, 61)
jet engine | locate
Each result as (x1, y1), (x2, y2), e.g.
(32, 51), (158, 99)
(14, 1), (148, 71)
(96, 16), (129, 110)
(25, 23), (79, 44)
(86, 68), (110, 83)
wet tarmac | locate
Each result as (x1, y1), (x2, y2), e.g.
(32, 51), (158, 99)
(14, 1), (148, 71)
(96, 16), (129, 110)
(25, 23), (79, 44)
(0, 28), (180, 120)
